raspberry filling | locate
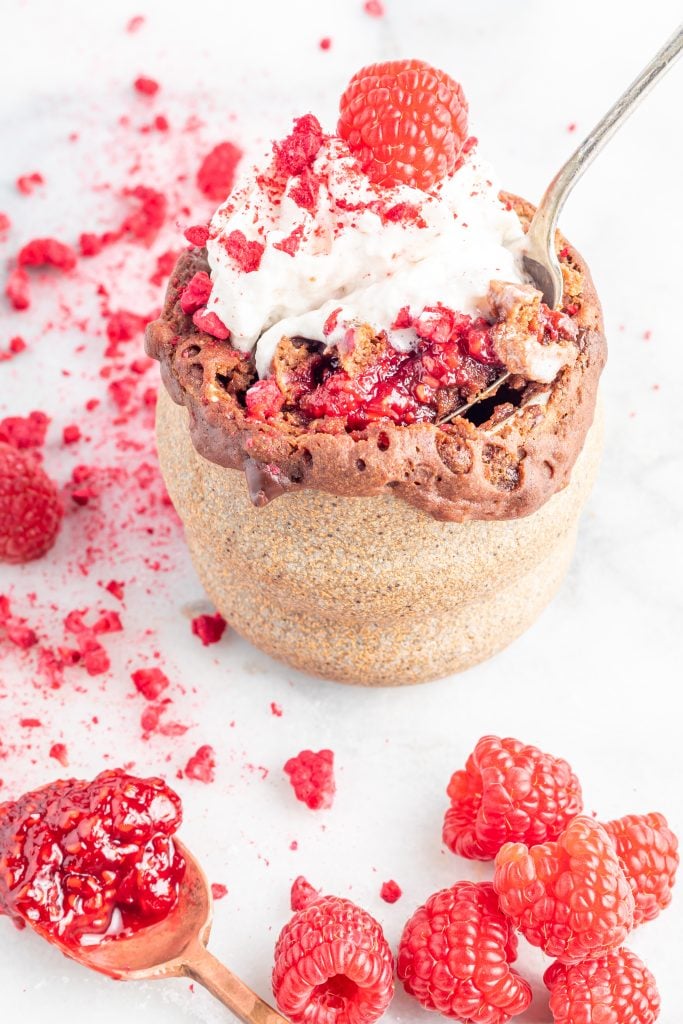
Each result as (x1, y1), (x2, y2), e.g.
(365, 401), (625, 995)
(0, 770), (185, 947)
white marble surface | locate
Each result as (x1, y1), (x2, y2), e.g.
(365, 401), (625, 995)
(1, 1), (682, 1021)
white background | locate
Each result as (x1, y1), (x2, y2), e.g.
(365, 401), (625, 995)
(0, 1), (682, 1022)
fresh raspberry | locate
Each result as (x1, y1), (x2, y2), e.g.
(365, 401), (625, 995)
(273, 114), (324, 177)
(0, 444), (62, 563)
(16, 172), (44, 195)
(134, 76), (159, 96)
(223, 229), (265, 274)
(284, 749), (335, 810)
(545, 949), (661, 1024)
(180, 271), (213, 314)
(397, 881), (532, 1023)
(191, 612), (227, 646)
(132, 667), (170, 700)
(185, 745), (216, 783)
(338, 60), (468, 190)
(494, 816), (635, 961)
(604, 812), (679, 925)
(245, 378), (285, 420)
(197, 141), (243, 201)
(380, 880), (402, 904)
(18, 238), (77, 271)
(443, 735), (584, 861)
(272, 895), (394, 1024)
(290, 875), (320, 911)
(6, 267), (31, 309)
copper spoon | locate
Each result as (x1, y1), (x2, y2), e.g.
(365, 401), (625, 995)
(438, 22), (683, 426)
(45, 841), (291, 1024)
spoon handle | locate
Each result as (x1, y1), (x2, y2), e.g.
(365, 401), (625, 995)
(525, 22), (683, 304)
(184, 945), (291, 1024)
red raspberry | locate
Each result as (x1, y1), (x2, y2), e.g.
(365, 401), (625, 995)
(494, 816), (635, 961)
(397, 881), (532, 1023)
(0, 410), (50, 449)
(132, 667), (170, 700)
(191, 612), (227, 646)
(545, 949), (660, 1024)
(197, 141), (243, 201)
(290, 875), (320, 911)
(380, 880), (402, 904)
(272, 895), (394, 1024)
(284, 749), (335, 810)
(6, 267), (31, 309)
(604, 812), (679, 926)
(338, 60), (468, 190)
(0, 444), (62, 563)
(443, 735), (584, 861)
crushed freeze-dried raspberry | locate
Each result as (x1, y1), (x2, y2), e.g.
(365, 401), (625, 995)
(0, 597), (38, 649)
(545, 949), (661, 1024)
(494, 816), (635, 961)
(273, 895), (394, 1024)
(149, 249), (179, 287)
(126, 14), (145, 32)
(211, 884), (228, 901)
(398, 881), (532, 1022)
(104, 580), (125, 601)
(290, 875), (320, 911)
(121, 185), (167, 244)
(16, 173), (44, 195)
(79, 232), (105, 257)
(197, 142), (243, 201)
(0, 411), (50, 449)
(0, 444), (62, 563)
(289, 167), (321, 212)
(319, 37), (332, 50)
(190, 308), (228, 340)
(184, 224), (209, 247)
(49, 743), (69, 767)
(223, 230), (264, 274)
(134, 76), (160, 96)
(191, 612), (227, 646)
(180, 271), (213, 314)
(443, 735), (584, 860)
(185, 745), (216, 784)
(0, 336), (27, 362)
(62, 424), (81, 445)
(18, 238), (77, 271)
(0, 213), (10, 238)
(5, 268), (31, 310)
(132, 667), (170, 700)
(604, 812), (679, 926)
(273, 115), (324, 178)
(380, 880), (402, 903)
(284, 749), (335, 810)
(273, 224), (304, 256)
(270, 702), (283, 717)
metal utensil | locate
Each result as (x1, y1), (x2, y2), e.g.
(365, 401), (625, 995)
(45, 841), (290, 1024)
(439, 23), (683, 426)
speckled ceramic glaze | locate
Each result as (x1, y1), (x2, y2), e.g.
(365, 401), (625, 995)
(156, 388), (603, 685)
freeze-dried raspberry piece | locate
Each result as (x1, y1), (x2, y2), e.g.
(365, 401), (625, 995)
(192, 308), (230, 339)
(185, 745), (216, 783)
(63, 424), (81, 445)
(6, 267), (31, 309)
(79, 232), (105, 256)
(443, 735), (584, 861)
(380, 880), (402, 904)
(132, 667), (170, 700)
(0, 444), (62, 563)
(288, 167), (320, 212)
(604, 812), (679, 925)
(49, 743), (69, 767)
(545, 949), (660, 1024)
(0, 411), (50, 450)
(211, 884), (228, 901)
(191, 612), (227, 646)
(494, 816), (635, 961)
(273, 224), (304, 256)
(245, 378), (285, 420)
(398, 881), (532, 1022)
(197, 141), (243, 201)
(284, 749), (335, 810)
(273, 895), (394, 1024)
(18, 238), (77, 271)
(273, 115), (324, 177)
(134, 76), (159, 96)
(223, 230), (264, 274)
(121, 185), (167, 244)
(290, 875), (320, 911)
(184, 224), (210, 247)
(0, 597), (38, 649)
(180, 271), (212, 314)
(0, 212), (10, 238)
(16, 172), (44, 195)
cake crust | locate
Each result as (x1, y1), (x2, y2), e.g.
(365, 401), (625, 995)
(146, 196), (606, 522)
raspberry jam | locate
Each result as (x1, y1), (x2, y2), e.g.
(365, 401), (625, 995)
(0, 770), (185, 947)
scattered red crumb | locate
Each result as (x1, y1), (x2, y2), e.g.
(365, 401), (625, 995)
(134, 76), (160, 96)
(380, 880), (402, 904)
(319, 37), (332, 50)
(18, 238), (77, 272)
(211, 884), (228, 901)
(0, 336), (27, 363)
(643, 330), (652, 340)
(185, 745), (216, 784)
(289, 841), (298, 851)
(79, 232), (105, 257)
(290, 875), (320, 911)
(271, 702), (283, 717)
(364, 0), (385, 15)
(16, 172), (44, 195)
(0, 411), (50, 450)
(191, 612), (227, 646)
(150, 249), (180, 288)
(224, 229), (264, 273)
(62, 424), (81, 445)
(126, 14), (145, 32)
(284, 750), (335, 811)
(567, 122), (577, 132)
(273, 224), (304, 257)
(180, 271), (212, 314)
(49, 743), (69, 767)
(192, 308), (230, 339)
(132, 666), (170, 700)
(5, 267), (31, 310)
(197, 141), (243, 201)
(184, 224), (209, 247)
(0, 597), (38, 649)
(0, 213), (10, 238)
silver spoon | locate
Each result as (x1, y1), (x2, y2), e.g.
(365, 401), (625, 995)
(440, 22), (683, 425)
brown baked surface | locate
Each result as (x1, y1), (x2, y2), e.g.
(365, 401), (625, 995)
(146, 195), (606, 522)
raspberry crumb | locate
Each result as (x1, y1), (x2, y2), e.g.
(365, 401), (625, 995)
(319, 37), (332, 50)
(63, 424), (81, 445)
(0, 212), (10, 238)
(197, 142), (243, 201)
(192, 308), (230, 339)
(284, 749), (335, 810)
(134, 76), (160, 96)
(121, 185), (167, 244)
(180, 271), (213, 314)
(185, 745), (216, 784)
(363, 0), (385, 15)
(0, 336), (27, 362)
(224, 230), (265, 274)
(6, 268), (31, 310)
(211, 884), (228, 901)
(273, 224), (304, 256)
(290, 875), (320, 911)
(132, 667), (170, 700)
(380, 880), (402, 903)
(273, 115), (324, 177)
(270, 702), (283, 717)
(0, 411), (50, 449)
(16, 172), (44, 195)
(184, 224), (210, 247)
(18, 238), (77, 271)
(191, 612), (227, 646)
(49, 743), (69, 767)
